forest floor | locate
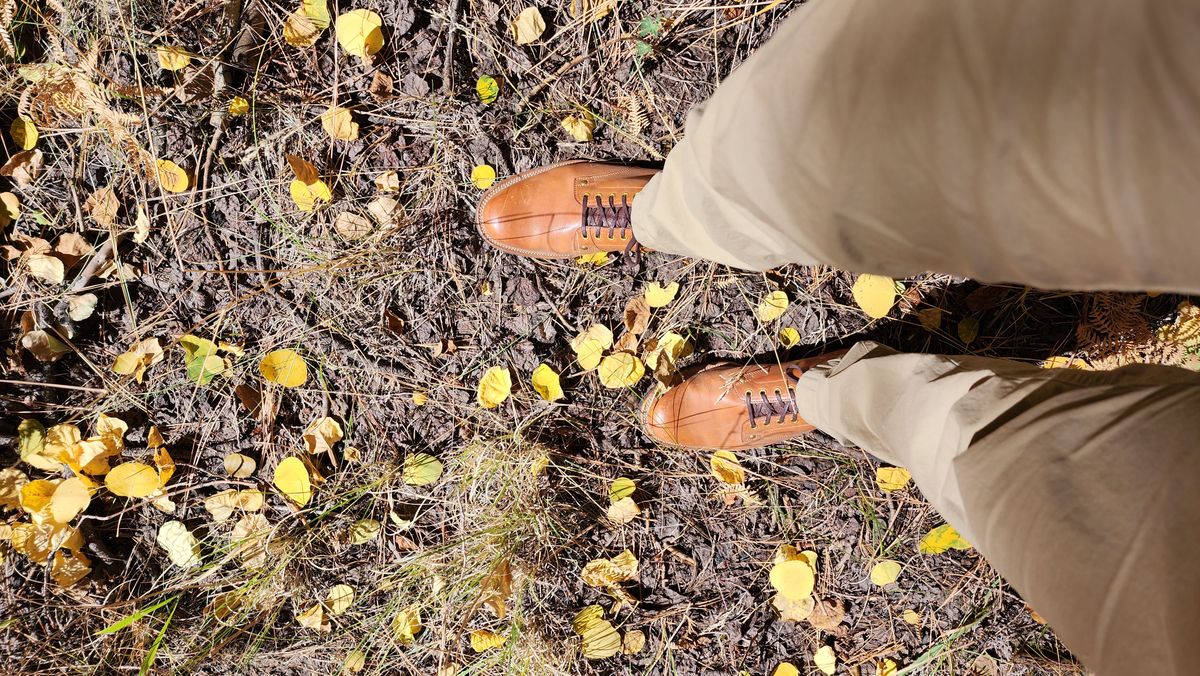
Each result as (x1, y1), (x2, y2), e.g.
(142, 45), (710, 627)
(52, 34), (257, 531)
(2, 0), (1197, 674)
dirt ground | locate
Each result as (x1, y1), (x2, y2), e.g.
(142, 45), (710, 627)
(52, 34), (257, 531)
(2, 0), (1196, 674)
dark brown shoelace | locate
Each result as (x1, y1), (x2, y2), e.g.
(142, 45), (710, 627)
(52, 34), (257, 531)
(581, 193), (639, 252)
(745, 365), (805, 428)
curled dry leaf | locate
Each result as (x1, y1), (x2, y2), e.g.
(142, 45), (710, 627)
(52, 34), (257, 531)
(581, 549), (639, 588)
(562, 114), (595, 142)
(228, 96), (250, 116)
(530, 363), (564, 401)
(274, 457), (312, 506)
(349, 518), (381, 544)
(511, 6), (546, 45)
(27, 253), (64, 284)
(284, 10), (321, 47)
(806, 598), (846, 632)
(778, 327), (801, 348)
(622, 629), (645, 654)
(477, 366), (512, 409)
(470, 629), (507, 652)
(773, 593), (816, 622)
(875, 466), (912, 492)
(84, 186), (120, 228)
(303, 416), (344, 455)
(374, 171), (400, 192)
(297, 603), (329, 632)
(223, 453), (256, 477)
(710, 450), (745, 484)
(1, 149), (45, 187)
(112, 337), (164, 382)
(623, 296), (650, 335)
(321, 106), (359, 141)
(390, 605), (423, 645)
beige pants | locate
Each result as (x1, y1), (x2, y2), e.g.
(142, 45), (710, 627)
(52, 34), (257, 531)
(632, 1), (1200, 674)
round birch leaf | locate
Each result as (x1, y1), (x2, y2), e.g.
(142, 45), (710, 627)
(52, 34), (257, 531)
(476, 75), (500, 104)
(50, 476), (90, 523)
(852, 273), (897, 319)
(471, 164), (496, 190)
(813, 646), (837, 675)
(470, 629), (507, 652)
(156, 159), (190, 193)
(260, 349), (308, 387)
(476, 366), (512, 408)
(106, 462), (162, 498)
(875, 466), (912, 492)
(326, 584), (355, 615)
(320, 106), (359, 141)
(644, 281), (679, 308)
(273, 457), (312, 506)
(757, 290), (789, 322)
(870, 560), (902, 586)
(769, 559), (815, 601)
(511, 7), (546, 45)
(597, 353), (644, 388)
(778, 327), (801, 347)
(10, 117), (37, 150)
(335, 9), (384, 58)
(772, 664), (800, 676)
(402, 453), (443, 486)
(156, 45), (191, 70)
(608, 477), (635, 503)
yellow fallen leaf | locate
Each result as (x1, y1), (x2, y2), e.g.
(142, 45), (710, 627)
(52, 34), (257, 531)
(769, 559), (815, 601)
(574, 338), (605, 370)
(0, 191), (20, 227)
(27, 253), (64, 284)
(342, 651), (366, 673)
(470, 628), (507, 652)
(476, 75), (500, 104)
(283, 10), (321, 47)
(1042, 355), (1091, 370)
(411, 391), (428, 406)
(156, 159), (190, 193)
(106, 462), (162, 498)
(813, 646), (837, 675)
(477, 366), (512, 408)
(0, 467), (27, 510)
(326, 584), (354, 615)
(49, 476), (90, 524)
(622, 629), (645, 654)
(289, 177), (333, 211)
(580, 618), (620, 659)
(260, 349), (308, 387)
(902, 609), (921, 625)
(228, 96), (250, 116)
(597, 352), (644, 388)
(51, 548), (91, 586)
(581, 549), (639, 587)
(402, 452), (443, 486)
(576, 251), (610, 266)
(562, 114), (595, 142)
(645, 281), (679, 308)
(757, 290), (789, 322)
(772, 663), (800, 676)
(303, 417), (344, 455)
(852, 273), (897, 319)
(609, 477), (635, 502)
(20, 479), (57, 522)
(778, 327), (801, 348)
(10, 117), (37, 150)
(112, 337), (165, 382)
(157, 520), (202, 568)
(644, 331), (691, 370)
(297, 603), (330, 632)
(531, 363), (564, 402)
(572, 605), (604, 634)
(772, 593), (816, 622)
(870, 560), (902, 586)
(302, 0), (331, 28)
(274, 457), (312, 506)
(390, 605), (423, 645)
(606, 496), (639, 524)
(471, 164), (496, 190)
(918, 523), (972, 555)
(349, 518), (381, 544)
(511, 6), (546, 45)
(878, 658), (898, 676)
(875, 466), (912, 492)
(710, 450), (745, 484)
(223, 453), (256, 478)
(335, 9), (384, 58)
(156, 45), (191, 71)
(320, 106), (359, 141)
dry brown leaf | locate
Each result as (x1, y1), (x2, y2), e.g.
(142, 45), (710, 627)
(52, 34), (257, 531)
(606, 496), (639, 524)
(511, 7), (546, 44)
(0, 149), (44, 188)
(334, 211), (373, 240)
(85, 186), (119, 228)
(624, 296), (650, 335)
(806, 598), (846, 632)
(366, 197), (402, 228)
(320, 106), (359, 141)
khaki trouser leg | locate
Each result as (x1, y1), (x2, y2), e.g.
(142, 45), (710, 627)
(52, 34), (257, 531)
(632, 0), (1200, 294)
(795, 342), (1200, 676)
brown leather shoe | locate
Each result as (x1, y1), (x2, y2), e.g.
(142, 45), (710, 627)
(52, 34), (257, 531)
(640, 352), (847, 451)
(476, 160), (659, 259)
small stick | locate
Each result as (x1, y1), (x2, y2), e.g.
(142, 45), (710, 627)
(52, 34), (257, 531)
(0, 378), (108, 394)
(441, 0), (461, 94)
